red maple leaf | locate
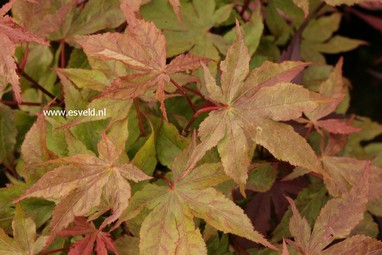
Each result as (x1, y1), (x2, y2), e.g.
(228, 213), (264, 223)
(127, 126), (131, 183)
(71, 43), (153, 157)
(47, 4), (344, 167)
(59, 217), (119, 255)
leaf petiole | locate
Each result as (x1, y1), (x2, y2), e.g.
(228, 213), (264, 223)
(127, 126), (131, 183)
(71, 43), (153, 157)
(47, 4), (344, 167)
(170, 78), (196, 112)
(183, 105), (226, 132)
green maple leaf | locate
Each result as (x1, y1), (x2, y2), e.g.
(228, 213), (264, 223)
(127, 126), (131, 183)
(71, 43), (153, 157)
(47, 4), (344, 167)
(56, 70), (133, 128)
(15, 127), (151, 243)
(185, 23), (324, 190)
(77, 7), (205, 120)
(301, 13), (366, 64)
(119, 138), (276, 255)
(141, 0), (232, 61)
(0, 205), (48, 255)
(287, 167), (370, 254)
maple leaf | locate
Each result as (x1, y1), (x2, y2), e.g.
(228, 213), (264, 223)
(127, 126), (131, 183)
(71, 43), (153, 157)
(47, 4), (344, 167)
(301, 13), (366, 64)
(12, 0), (124, 42)
(231, 177), (306, 250)
(321, 156), (382, 216)
(55, 69), (133, 128)
(77, 7), (205, 120)
(14, 129), (151, 243)
(0, 205), (48, 255)
(141, 0), (232, 61)
(286, 166), (369, 255)
(0, 34), (21, 103)
(184, 22), (324, 190)
(0, 0), (47, 103)
(12, 0), (73, 38)
(59, 217), (118, 255)
(272, 184), (329, 242)
(301, 58), (361, 134)
(119, 138), (276, 254)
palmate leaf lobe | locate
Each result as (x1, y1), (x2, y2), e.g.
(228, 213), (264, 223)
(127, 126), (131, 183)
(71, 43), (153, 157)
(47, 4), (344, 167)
(321, 156), (382, 216)
(302, 58), (361, 134)
(0, 205), (48, 255)
(141, 0), (232, 61)
(77, 6), (206, 120)
(14, 128), (151, 243)
(0, 0), (47, 103)
(59, 217), (118, 255)
(287, 165), (369, 255)
(13, 0), (124, 42)
(184, 22), (324, 190)
(121, 139), (276, 254)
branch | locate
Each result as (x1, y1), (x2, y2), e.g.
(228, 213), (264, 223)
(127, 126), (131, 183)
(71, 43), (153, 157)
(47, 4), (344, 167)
(170, 78), (196, 112)
(60, 40), (66, 68)
(16, 64), (60, 103)
(20, 42), (29, 71)
(183, 105), (226, 132)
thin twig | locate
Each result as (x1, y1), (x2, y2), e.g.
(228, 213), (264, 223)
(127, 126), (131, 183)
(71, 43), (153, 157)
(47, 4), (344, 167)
(183, 105), (225, 132)
(134, 98), (145, 136)
(60, 40), (66, 68)
(170, 78), (196, 112)
(20, 42), (29, 71)
(182, 86), (209, 102)
(298, 2), (325, 33)
(16, 64), (59, 102)
(308, 172), (323, 180)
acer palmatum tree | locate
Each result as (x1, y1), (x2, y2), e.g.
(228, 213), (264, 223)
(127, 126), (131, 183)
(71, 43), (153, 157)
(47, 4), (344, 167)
(1, 0), (382, 254)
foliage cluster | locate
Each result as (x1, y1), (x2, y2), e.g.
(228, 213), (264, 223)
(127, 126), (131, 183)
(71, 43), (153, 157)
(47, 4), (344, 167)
(1, 0), (382, 254)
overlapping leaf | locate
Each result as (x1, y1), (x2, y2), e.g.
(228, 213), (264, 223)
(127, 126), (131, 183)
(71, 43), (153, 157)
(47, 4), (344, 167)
(0, 205), (48, 255)
(301, 58), (361, 134)
(59, 217), (118, 255)
(185, 23), (324, 190)
(12, 0), (124, 42)
(120, 139), (275, 254)
(321, 157), (382, 216)
(287, 167), (369, 254)
(15, 128), (151, 242)
(77, 6), (205, 120)
(0, 0), (47, 103)
(141, 0), (232, 61)
(123, 0), (181, 22)
(301, 13), (366, 64)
